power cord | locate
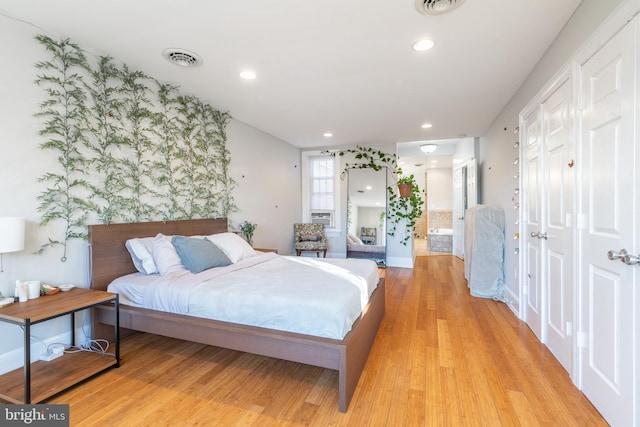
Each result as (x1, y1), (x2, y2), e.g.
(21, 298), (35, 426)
(64, 339), (114, 357)
(21, 315), (115, 358)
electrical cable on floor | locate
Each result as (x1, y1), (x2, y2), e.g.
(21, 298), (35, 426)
(64, 339), (114, 357)
(74, 307), (115, 356)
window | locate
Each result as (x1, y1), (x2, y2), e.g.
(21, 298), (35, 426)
(304, 154), (338, 229)
(310, 157), (334, 210)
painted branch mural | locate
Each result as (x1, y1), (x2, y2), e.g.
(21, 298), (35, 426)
(34, 35), (235, 261)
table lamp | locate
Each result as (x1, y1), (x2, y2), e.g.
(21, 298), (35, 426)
(0, 217), (25, 272)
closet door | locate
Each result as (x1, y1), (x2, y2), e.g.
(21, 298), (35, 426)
(521, 107), (544, 341)
(542, 74), (574, 373)
(578, 20), (636, 427)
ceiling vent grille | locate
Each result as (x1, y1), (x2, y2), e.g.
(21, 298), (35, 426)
(162, 48), (203, 67)
(415, 0), (465, 15)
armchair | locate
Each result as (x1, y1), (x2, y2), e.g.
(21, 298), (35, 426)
(294, 223), (328, 257)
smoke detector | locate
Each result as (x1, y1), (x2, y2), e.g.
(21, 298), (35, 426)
(162, 48), (203, 67)
(415, 0), (465, 15)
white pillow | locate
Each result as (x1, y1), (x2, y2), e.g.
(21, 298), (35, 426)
(206, 232), (257, 263)
(152, 234), (186, 275)
(350, 234), (364, 245)
(125, 237), (158, 275)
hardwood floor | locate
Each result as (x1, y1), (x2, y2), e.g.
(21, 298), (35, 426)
(48, 256), (606, 426)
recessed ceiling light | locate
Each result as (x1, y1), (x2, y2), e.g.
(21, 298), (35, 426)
(240, 70), (257, 80)
(366, 185), (372, 190)
(431, 159), (438, 163)
(421, 123), (433, 129)
(323, 132), (333, 137)
(162, 48), (203, 67)
(412, 39), (436, 52)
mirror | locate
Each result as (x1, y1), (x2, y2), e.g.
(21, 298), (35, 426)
(347, 168), (387, 267)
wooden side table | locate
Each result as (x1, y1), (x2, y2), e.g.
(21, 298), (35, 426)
(0, 287), (120, 404)
(254, 248), (278, 253)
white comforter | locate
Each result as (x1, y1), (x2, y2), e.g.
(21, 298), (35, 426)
(108, 253), (379, 339)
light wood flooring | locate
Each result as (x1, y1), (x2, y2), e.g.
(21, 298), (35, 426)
(414, 237), (451, 257)
(48, 255), (606, 426)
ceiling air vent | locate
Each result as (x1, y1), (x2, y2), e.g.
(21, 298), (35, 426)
(162, 48), (203, 67)
(415, 0), (465, 15)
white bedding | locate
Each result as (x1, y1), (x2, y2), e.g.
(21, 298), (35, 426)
(108, 253), (379, 339)
(347, 243), (385, 254)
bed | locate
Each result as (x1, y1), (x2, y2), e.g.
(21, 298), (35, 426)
(346, 243), (386, 260)
(88, 218), (385, 412)
(346, 234), (386, 264)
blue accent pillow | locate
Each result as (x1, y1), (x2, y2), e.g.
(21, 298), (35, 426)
(171, 236), (232, 274)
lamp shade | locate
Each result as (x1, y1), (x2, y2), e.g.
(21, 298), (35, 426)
(0, 217), (25, 253)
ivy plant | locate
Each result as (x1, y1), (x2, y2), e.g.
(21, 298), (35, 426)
(150, 82), (182, 220)
(329, 146), (425, 245)
(85, 55), (125, 224)
(34, 35), (94, 261)
(118, 66), (157, 222)
(34, 34), (237, 261)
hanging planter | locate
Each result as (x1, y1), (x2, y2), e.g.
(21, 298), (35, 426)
(397, 174), (417, 198)
(397, 183), (412, 198)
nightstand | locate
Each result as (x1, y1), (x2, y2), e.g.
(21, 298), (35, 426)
(0, 287), (120, 404)
(254, 248), (278, 253)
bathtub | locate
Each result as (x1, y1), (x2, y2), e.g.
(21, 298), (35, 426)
(428, 228), (453, 236)
(427, 228), (453, 252)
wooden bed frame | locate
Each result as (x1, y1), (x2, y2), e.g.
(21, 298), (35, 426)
(88, 218), (385, 412)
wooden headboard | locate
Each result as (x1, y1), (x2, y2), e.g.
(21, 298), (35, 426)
(88, 218), (228, 291)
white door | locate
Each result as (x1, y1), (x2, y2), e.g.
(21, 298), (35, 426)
(522, 107), (544, 341)
(466, 160), (477, 209)
(542, 73), (574, 373)
(578, 20), (636, 427)
(452, 165), (464, 258)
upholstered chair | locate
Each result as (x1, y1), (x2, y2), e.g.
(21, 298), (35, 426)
(294, 223), (328, 257)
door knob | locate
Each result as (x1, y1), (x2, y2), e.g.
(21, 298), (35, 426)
(529, 231), (547, 240)
(607, 249), (628, 261)
(623, 254), (640, 265)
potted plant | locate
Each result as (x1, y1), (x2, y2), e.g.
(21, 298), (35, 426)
(239, 220), (257, 246)
(387, 174), (424, 244)
(396, 175), (415, 197)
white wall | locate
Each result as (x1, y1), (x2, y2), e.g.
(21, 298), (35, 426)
(452, 137), (478, 168)
(0, 15), (301, 373)
(478, 0), (624, 310)
(426, 168), (453, 211)
(226, 120), (301, 255)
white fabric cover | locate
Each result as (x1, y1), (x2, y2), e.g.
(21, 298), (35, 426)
(464, 205), (505, 300)
(152, 234), (187, 275)
(347, 243), (385, 254)
(107, 253), (379, 339)
(348, 234), (364, 245)
(125, 236), (158, 275)
(206, 232), (257, 263)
